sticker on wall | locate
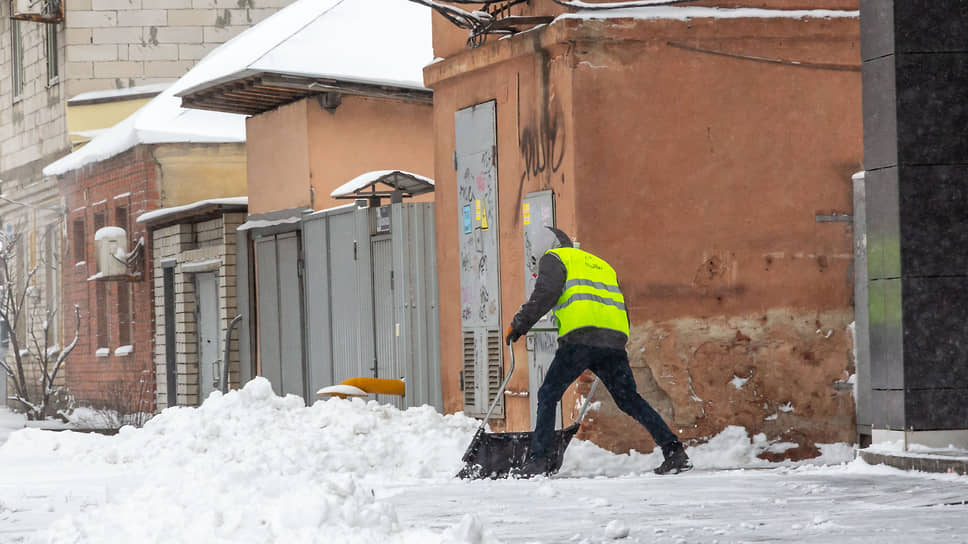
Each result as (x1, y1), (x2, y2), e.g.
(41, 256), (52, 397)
(480, 202), (488, 230)
(475, 200), (481, 221)
(523, 202), (531, 225)
(463, 205), (472, 234)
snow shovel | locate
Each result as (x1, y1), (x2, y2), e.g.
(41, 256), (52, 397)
(457, 341), (600, 480)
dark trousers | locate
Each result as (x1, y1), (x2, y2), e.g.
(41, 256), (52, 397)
(531, 343), (678, 459)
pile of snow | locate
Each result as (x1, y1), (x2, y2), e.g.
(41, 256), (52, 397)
(0, 377), (854, 543)
(3, 378), (485, 543)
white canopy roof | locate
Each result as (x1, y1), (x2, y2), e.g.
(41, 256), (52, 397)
(177, 0), (434, 98)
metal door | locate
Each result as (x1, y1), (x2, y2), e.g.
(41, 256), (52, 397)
(195, 272), (220, 402)
(372, 235), (403, 408)
(522, 191), (562, 428)
(456, 101), (502, 417)
(254, 231), (306, 398)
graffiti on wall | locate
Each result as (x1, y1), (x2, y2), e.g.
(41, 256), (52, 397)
(519, 94), (566, 185)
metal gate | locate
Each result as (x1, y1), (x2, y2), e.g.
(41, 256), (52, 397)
(372, 235), (403, 408)
(254, 230), (306, 398)
(455, 100), (503, 418)
(301, 202), (441, 410)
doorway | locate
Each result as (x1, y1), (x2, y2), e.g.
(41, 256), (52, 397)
(195, 272), (221, 401)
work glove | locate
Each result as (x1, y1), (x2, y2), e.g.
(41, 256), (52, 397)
(505, 325), (521, 345)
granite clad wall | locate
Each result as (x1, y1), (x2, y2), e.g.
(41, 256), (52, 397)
(861, 1), (968, 430)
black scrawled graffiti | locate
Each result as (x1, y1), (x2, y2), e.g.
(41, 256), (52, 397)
(458, 184), (475, 204)
(534, 331), (558, 352)
(479, 286), (490, 321)
(519, 96), (565, 183)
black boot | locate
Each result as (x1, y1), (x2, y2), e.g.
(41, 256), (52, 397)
(654, 441), (693, 475)
(511, 455), (552, 479)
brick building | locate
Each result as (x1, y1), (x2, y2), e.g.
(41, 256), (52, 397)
(57, 147), (159, 409)
(0, 0), (293, 410)
(44, 69), (246, 410)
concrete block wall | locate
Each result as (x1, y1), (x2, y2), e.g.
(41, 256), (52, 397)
(0, 196), (68, 412)
(152, 211), (244, 409)
(0, 0), (289, 408)
(0, 7), (68, 181)
(64, 0), (295, 97)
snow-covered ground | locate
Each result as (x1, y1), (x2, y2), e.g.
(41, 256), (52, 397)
(1, 379), (966, 543)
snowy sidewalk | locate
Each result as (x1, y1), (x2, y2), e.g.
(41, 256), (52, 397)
(1, 379), (966, 543)
(0, 406), (25, 446)
(381, 465), (968, 543)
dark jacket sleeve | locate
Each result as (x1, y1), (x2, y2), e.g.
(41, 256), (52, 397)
(510, 253), (566, 334)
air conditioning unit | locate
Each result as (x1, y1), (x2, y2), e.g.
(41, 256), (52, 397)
(94, 227), (128, 278)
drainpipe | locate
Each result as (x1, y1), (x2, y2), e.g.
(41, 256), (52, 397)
(221, 314), (242, 393)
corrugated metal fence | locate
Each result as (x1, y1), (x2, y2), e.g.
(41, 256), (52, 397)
(253, 202), (442, 410)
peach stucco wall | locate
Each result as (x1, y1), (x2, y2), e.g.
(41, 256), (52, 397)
(306, 95), (434, 210)
(245, 100), (312, 215)
(246, 95), (433, 215)
(426, 11), (861, 457)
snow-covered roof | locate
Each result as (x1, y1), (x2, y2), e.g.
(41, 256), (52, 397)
(136, 197), (248, 225)
(177, 0), (433, 99)
(43, 4), (324, 177)
(67, 82), (170, 105)
(557, 6), (859, 22)
(331, 170), (435, 199)
(44, 81), (245, 176)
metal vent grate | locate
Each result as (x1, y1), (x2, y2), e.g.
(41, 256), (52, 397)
(486, 328), (504, 418)
(462, 330), (476, 412)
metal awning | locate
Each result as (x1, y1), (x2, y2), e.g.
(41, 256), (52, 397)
(331, 170), (435, 200)
(179, 72), (432, 116)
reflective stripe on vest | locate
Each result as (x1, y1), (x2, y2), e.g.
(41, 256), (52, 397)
(546, 247), (629, 338)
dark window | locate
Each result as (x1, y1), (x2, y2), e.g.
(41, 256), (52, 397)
(72, 219), (85, 264)
(117, 282), (131, 346)
(93, 212), (107, 350)
(93, 211), (105, 233)
(115, 205), (132, 346)
(45, 19), (57, 84)
(10, 20), (23, 99)
(115, 206), (128, 232)
(96, 282), (108, 349)
(43, 224), (58, 339)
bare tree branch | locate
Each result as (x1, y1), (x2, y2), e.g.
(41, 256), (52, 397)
(48, 305), (80, 392)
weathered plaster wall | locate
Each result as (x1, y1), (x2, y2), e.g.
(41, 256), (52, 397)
(305, 94), (434, 210)
(154, 142), (246, 207)
(245, 99), (311, 215)
(567, 16), (861, 452)
(427, 13), (861, 456)
(246, 95), (433, 216)
(430, 0), (859, 60)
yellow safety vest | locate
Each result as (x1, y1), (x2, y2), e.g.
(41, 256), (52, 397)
(546, 247), (629, 338)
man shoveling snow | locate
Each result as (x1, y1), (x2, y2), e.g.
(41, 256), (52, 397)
(505, 227), (692, 477)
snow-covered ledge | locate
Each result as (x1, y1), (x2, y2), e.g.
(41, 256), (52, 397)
(114, 345), (133, 357)
(95, 348), (110, 358)
(872, 429), (968, 451)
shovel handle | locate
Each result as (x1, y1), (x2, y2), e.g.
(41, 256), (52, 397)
(477, 335), (600, 429)
(478, 339), (516, 427)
